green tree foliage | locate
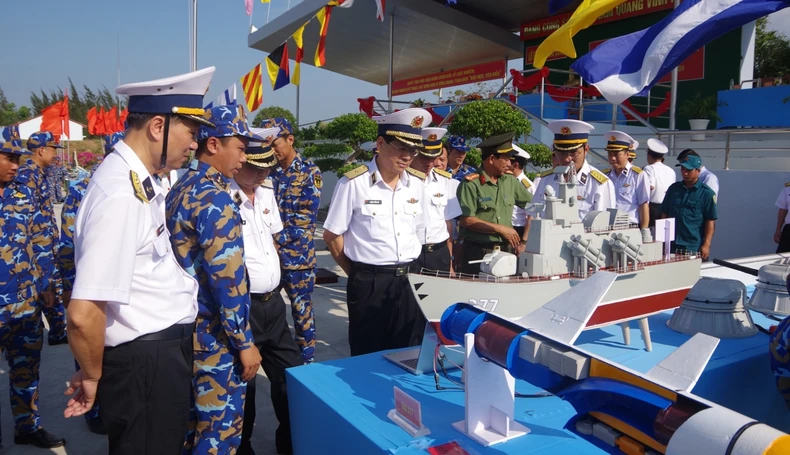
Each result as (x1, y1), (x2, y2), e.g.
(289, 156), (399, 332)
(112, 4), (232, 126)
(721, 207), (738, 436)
(300, 113), (378, 176)
(755, 17), (790, 78)
(520, 143), (552, 169)
(447, 100), (532, 143)
(252, 106), (297, 130)
(464, 148), (482, 168)
(0, 88), (31, 125)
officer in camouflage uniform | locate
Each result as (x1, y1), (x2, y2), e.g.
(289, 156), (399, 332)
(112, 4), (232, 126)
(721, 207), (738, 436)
(265, 117), (322, 364)
(57, 131), (123, 435)
(0, 142), (65, 449)
(445, 135), (475, 182)
(167, 104), (262, 455)
(45, 157), (67, 203)
(19, 132), (67, 345)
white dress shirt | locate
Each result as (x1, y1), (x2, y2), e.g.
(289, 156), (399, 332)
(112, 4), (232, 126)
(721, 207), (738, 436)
(230, 181), (283, 294)
(423, 169), (462, 244)
(700, 166), (720, 198)
(511, 173), (535, 227)
(775, 185), (790, 225)
(643, 160), (677, 204)
(324, 158), (426, 265)
(72, 140), (198, 347)
(531, 161), (616, 221)
(604, 163), (650, 224)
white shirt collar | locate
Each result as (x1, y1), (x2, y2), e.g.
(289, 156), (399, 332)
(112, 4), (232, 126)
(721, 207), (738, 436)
(369, 157), (413, 189)
(229, 180), (265, 207)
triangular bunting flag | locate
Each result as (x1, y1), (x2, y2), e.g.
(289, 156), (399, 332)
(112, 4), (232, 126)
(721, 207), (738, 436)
(241, 63), (264, 112)
(314, 6), (332, 67)
(265, 42), (290, 90)
(292, 23), (307, 86)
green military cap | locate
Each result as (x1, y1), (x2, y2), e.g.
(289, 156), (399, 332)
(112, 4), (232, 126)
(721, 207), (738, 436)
(478, 131), (517, 157)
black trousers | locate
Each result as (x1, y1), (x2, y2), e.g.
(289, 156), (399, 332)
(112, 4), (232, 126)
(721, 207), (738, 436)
(347, 263), (426, 356)
(414, 242), (450, 274)
(514, 225), (526, 239)
(648, 202), (663, 228)
(97, 324), (194, 455)
(458, 240), (511, 275)
(239, 292), (302, 455)
(778, 225), (790, 254)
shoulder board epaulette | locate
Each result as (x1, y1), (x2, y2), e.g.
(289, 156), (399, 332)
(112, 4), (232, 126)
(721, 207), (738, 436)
(434, 168), (452, 179)
(130, 170), (149, 203)
(465, 173), (479, 181)
(406, 167), (426, 180)
(539, 168), (554, 178)
(590, 170), (608, 184)
(631, 165), (643, 174)
(262, 179), (274, 189)
(521, 178), (532, 189)
(233, 191), (243, 206)
(600, 168), (612, 174)
(785, 182), (790, 187)
(343, 164), (368, 180)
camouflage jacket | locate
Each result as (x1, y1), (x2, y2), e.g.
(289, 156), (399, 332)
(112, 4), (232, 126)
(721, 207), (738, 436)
(0, 177), (51, 304)
(270, 154), (322, 270)
(450, 163), (476, 182)
(166, 160), (253, 352)
(15, 158), (57, 292)
(58, 178), (90, 291)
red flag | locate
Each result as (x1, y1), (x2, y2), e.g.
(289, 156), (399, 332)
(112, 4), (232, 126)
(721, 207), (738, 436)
(117, 108), (128, 132)
(96, 108), (106, 136)
(314, 6), (333, 67)
(87, 107), (97, 135)
(61, 91), (70, 139)
(40, 100), (65, 135)
(105, 106), (118, 134)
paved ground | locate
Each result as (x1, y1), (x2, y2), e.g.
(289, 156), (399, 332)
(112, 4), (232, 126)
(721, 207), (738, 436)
(0, 210), (349, 454)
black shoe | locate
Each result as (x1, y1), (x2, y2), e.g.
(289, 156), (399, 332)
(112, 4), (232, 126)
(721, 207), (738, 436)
(86, 416), (109, 435)
(14, 428), (65, 448)
(237, 441), (255, 455)
(48, 337), (68, 346)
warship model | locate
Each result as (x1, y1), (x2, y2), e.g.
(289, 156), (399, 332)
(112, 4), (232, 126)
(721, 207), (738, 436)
(410, 166), (701, 331)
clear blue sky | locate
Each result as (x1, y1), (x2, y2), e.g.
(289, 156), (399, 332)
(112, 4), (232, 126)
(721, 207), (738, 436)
(4, 0), (789, 125)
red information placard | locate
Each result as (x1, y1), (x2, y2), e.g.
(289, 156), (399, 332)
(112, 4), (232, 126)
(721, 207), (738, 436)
(391, 60), (506, 96)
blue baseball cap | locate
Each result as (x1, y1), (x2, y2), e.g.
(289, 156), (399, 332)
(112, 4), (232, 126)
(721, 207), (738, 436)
(260, 117), (293, 137)
(0, 142), (31, 156)
(28, 131), (64, 150)
(677, 155), (703, 170)
(198, 104), (255, 141)
(447, 135), (470, 153)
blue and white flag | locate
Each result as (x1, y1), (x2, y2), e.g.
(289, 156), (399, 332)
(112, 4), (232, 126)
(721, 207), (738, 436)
(572, 0), (790, 105)
(205, 83), (237, 109)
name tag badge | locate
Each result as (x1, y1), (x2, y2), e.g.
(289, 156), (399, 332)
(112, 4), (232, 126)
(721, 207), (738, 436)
(479, 196), (492, 203)
(364, 200), (382, 205)
(156, 224), (165, 236)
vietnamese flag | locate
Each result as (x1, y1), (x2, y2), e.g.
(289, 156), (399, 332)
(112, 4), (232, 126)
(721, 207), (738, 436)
(105, 106), (118, 134)
(40, 99), (65, 136)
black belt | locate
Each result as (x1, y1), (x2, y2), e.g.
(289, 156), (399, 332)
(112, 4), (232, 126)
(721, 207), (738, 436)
(251, 291), (278, 303)
(649, 202), (662, 206)
(422, 242), (447, 253)
(464, 239), (507, 250)
(135, 323), (195, 342)
(352, 261), (413, 276)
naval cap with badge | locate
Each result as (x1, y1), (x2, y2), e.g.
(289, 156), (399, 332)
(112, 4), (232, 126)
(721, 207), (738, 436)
(420, 127), (447, 158)
(647, 138), (669, 155)
(28, 131), (64, 150)
(198, 103), (256, 142)
(604, 130), (636, 153)
(548, 119), (594, 152)
(245, 126), (280, 169)
(0, 141), (31, 156)
(478, 131), (518, 158)
(372, 107), (431, 148)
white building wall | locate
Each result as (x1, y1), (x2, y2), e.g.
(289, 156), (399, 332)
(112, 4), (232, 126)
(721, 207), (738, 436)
(17, 116), (85, 141)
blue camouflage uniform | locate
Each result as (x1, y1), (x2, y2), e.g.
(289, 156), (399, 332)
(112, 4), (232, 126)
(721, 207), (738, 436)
(57, 131), (121, 424)
(18, 132), (66, 345)
(446, 135), (475, 182)
(44, 157), (66, 203)
(265, 117), (322, 364)
(166, 105), (255, 455)
(0, 142), (52, 444)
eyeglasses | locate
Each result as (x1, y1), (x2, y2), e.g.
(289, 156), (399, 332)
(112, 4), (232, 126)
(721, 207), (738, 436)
(554, 149), (583, 158)
(387, 140), (420, 157)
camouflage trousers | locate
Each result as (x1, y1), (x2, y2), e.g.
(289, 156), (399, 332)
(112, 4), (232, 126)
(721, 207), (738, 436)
(0, 296), (43, 443)
(41, 298), (67, 342)
(282, 269), (316, 364)
(184, 344), (247, 455)
(770, 315), (790, 409)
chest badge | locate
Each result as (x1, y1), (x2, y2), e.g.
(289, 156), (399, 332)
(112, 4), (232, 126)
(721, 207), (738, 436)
(577, 195), (583, 200)
(407, 198), (419, 204)
(263, 208), (270, 214)
(623, 183), (630, 187)
(433, 193), (444, 198)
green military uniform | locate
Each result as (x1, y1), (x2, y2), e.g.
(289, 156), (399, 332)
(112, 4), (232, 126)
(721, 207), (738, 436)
(456, 131), (532, 275)
(660, 179), (717, 254)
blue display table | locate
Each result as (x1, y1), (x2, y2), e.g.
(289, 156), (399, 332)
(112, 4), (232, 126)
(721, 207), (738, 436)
(286, 309), (786, 454)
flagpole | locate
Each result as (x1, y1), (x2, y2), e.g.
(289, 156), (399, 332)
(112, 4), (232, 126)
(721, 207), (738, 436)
(668, 0), (679, 155)
(267, 1), (272, 24)
(296, 84), (301, 126)
(388, 13), (394, 113)
(191, 0), (198, 71)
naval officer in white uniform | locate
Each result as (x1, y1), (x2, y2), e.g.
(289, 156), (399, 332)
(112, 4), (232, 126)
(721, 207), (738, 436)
(323, 108), (430, 356)
(532, 119), (616, 221)
(409, 127), (462, 274)
(65, 67), (215, 454)
(642, 138), (676, 227)
(602, 131), (650, 235)
(509, 143), (534, 241)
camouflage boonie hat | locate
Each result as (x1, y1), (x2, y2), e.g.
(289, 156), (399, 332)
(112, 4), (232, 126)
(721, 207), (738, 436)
(0, 142), (31, 156)
(198, 104), (255, 141)
(28, 131), (64, 150)
(260, 117), (293, 137)
(104, 132), (125, 154)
